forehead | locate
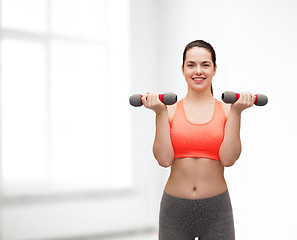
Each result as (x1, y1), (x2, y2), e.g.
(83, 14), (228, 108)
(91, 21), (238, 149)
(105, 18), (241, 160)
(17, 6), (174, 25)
(185, 47), (212, 62)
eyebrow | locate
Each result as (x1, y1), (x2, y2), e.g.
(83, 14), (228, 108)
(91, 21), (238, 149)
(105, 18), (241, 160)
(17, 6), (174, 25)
(186, 60), (211, 64)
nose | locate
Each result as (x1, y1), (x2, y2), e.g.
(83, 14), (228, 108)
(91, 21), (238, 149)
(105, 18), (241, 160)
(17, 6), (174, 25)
(195, 65), (203, 75)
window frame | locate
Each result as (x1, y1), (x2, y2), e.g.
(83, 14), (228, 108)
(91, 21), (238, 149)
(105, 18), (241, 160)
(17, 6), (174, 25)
(0, 0), (132, 199)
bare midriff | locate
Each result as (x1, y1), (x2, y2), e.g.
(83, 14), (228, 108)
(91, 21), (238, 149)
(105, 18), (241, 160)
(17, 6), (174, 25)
(164, 157), (227, 199)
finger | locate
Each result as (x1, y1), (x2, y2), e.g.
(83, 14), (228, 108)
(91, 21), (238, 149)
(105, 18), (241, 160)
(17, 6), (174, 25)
(147, 93), (153, 105)
(152, 92), (160, 104)
(147, 92), (158, 107)
(145, 93), (153, 107)
(249, 92), (255, 106)
(242, 92), (254, 106)
(147, 92), (156, 105)
(144, 92), (151, 104)
(251, 93), (256, 105)
(244, 92), (250, 105)
(238, 92), (247, 104)
(243, 92), (251, 105)
(141, 94), (148, 107)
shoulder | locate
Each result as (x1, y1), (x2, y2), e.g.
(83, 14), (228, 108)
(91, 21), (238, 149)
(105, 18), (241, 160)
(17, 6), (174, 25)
(217, 99), (231, 119)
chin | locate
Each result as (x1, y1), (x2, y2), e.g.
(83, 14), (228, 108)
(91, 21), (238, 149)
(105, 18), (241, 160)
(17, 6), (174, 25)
(190, 84), (209, 92)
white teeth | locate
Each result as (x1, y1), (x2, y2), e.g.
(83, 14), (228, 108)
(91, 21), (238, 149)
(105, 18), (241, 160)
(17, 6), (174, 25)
(193, 78), (204, 81)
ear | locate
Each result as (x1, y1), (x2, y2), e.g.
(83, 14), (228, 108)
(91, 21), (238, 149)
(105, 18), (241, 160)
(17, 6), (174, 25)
(181, 65), (185, 76)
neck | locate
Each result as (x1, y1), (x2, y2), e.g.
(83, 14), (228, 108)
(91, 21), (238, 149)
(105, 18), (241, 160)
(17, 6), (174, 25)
(184, 88), (214, 104)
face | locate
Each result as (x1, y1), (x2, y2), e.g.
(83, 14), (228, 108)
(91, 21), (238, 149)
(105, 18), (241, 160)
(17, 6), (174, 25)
(182, 47), (216, 93)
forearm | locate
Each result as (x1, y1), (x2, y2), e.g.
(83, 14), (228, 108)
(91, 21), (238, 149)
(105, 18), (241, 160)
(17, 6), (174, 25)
(153, 110), (174, 167)
(219, 108), (242, 167)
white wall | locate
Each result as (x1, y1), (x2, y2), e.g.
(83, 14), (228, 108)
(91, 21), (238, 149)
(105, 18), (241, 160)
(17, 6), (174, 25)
(1, 0), (163, 239)
(1, 0), (297, 239)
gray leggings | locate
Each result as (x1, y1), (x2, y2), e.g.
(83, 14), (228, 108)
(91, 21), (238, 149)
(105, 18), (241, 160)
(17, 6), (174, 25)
(159, 190), (235, 240)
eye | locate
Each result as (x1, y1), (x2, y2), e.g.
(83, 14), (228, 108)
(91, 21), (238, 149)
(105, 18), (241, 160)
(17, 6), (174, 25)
(202, 64), (210, 67)
(187, 64), (194, 67)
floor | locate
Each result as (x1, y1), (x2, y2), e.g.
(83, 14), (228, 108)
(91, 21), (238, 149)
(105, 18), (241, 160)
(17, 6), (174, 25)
(94, 232), (199, 240)
(72, 230), (158, 240)
(99, 232), (157, 240)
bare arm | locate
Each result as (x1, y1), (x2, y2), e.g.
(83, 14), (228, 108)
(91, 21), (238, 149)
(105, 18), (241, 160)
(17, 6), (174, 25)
(153, 110), (175, 167)
(142, 93), (174, 167)
(219, 92), (256, 167)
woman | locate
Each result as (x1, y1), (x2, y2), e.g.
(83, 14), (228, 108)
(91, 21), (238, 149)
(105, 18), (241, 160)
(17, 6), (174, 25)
(141, 40), (255, 240)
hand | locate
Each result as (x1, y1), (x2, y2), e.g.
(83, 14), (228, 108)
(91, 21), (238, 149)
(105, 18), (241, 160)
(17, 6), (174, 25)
(231, 92), (256, 113)
(141, 92), (167, 114)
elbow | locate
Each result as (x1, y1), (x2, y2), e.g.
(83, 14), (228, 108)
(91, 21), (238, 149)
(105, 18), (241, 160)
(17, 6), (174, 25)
(158, 160), (172, 168)
(219, 146), (241, 167)
(221, 159), (236, 167)
(220, 155), (240, 167)
(153, 145), (174, 168)
(154, 152), (174, 168)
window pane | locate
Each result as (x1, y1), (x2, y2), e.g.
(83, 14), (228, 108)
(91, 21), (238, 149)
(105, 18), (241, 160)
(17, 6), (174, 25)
(1, 0), (132, 192)
(1, 0), (47, 32)
(50, 40), (110, 189)
(51, 0), (107, 40)
(1, 39), (48, 182)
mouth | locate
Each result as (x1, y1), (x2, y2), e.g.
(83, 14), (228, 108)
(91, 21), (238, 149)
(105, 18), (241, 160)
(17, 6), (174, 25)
(192, 77), (206, 83)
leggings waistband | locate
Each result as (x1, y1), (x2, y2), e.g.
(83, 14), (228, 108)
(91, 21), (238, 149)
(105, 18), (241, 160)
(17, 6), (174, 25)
(162, 190), (230, 205)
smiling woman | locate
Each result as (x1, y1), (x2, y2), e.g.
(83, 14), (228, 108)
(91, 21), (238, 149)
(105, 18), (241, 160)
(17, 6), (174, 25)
(141, 40), (258, 240)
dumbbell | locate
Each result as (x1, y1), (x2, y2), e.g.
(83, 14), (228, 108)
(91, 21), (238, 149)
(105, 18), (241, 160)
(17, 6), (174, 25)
(221, 91), (268, 106)
(129, 92), (177, 107)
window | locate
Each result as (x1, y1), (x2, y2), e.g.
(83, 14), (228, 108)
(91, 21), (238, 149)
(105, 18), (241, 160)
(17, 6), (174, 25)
(0, 0), (131, 195)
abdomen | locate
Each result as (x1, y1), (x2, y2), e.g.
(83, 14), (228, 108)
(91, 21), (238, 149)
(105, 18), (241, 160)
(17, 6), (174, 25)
(164, 157), (228, 199)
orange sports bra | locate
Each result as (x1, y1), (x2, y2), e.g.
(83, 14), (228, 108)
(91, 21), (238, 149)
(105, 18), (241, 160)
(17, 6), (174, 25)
(170, 99), (227, 161)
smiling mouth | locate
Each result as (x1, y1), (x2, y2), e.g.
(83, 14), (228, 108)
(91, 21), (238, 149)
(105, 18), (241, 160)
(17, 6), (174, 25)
(192, 77), (205, 83)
